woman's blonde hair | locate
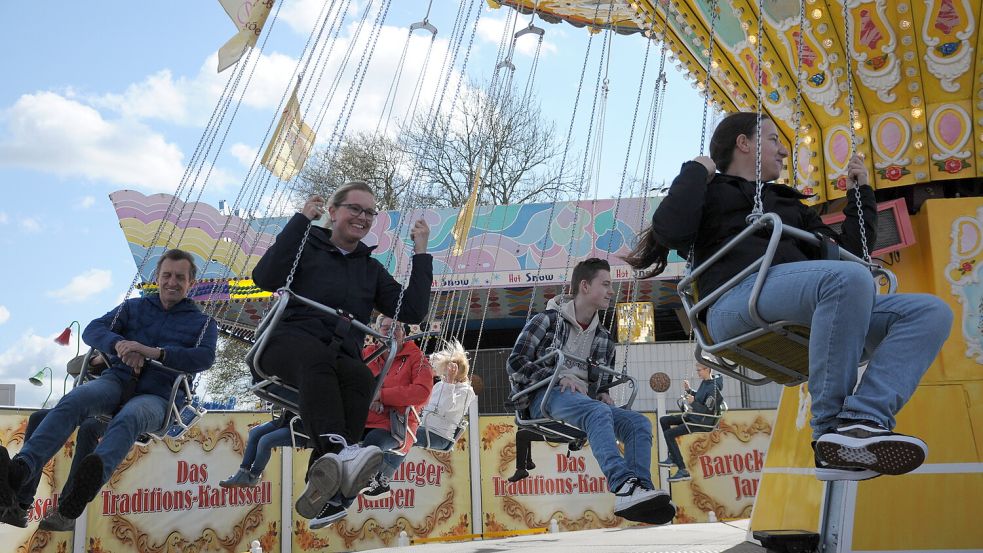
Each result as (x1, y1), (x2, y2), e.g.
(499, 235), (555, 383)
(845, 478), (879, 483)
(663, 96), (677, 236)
(429, 339), (470, 383)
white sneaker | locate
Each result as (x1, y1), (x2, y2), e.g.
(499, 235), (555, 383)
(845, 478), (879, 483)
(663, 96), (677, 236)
(613, 478), (675, 525)
(331, 436), (383, 498)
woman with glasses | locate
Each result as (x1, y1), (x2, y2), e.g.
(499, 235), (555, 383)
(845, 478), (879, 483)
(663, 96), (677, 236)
(252, 181), (432, 527)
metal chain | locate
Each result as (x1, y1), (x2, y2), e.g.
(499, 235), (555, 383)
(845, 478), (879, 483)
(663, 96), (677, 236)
(750, 0), (766, 220)
(841, 0), (871, 263)
(283, 223), (315, 291)
(699, 0), (720, 155)
(790, 0), (806, 188)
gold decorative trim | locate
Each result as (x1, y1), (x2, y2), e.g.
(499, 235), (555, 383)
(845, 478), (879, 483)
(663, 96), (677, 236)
(690, 482), (753, 520)
(105, 504), (265, 552)
(500, 496), (622, 530)
(332, 489), (457, 548)
(685, 415), (773, 463)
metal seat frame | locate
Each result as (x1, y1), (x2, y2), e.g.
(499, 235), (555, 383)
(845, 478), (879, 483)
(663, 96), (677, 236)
(509, 350), (638, 444)
(75, 348), (206, 446)
(678, 212), (897, 387)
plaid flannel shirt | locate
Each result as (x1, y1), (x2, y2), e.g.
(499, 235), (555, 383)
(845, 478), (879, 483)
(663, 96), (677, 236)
(506, 309), (616, 410)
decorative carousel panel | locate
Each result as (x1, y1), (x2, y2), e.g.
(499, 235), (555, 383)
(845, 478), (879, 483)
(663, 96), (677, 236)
(926, 101), (976, 180)
(870, 112), (921, 188)
(913, 0), (976, 99)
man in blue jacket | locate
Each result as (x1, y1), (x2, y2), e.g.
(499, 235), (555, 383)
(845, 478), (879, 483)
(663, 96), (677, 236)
(658, 364), (724, 482)
(0, 249), (217, 528)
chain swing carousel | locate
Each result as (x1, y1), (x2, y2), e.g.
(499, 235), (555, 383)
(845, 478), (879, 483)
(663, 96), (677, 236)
(486, 1), (983, 551)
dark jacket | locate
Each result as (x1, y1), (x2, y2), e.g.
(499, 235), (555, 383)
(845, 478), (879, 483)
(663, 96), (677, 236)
(83, 296), (218, 400)
(506, 298), (616, 410)
(651, 161), (877, 296)
(683, 375), (724, 427)
(252, 213), (433, 359)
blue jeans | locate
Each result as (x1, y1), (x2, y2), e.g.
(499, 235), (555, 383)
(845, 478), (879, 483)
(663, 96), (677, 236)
(415, 428), (454, 451)
(242, 422), (293, 476)
(17, 410), (107, 506)
(16, 373), (168, 485)
(707, 261), (953, 438)
(530, 388), (653, 491)
(362, 428), (403, 479)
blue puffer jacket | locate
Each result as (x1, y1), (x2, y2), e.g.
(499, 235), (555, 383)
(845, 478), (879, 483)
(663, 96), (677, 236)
(82, 296), (218, 399)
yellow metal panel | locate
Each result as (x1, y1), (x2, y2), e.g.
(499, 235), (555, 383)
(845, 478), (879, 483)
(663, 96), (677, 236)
(852, 473), (983, 550)
(748, 474), (822, 533)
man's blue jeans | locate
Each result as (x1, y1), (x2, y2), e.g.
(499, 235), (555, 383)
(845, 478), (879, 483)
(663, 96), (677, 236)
(242, 422), (293, 476)
(707, 260), (952, 438)
(15, 372), (167, 485)
(530, 388), (653, 491)
(16, 410), (106, 506)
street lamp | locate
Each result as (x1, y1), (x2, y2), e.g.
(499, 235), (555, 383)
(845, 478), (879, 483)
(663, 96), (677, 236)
(28, 367), (53, 409)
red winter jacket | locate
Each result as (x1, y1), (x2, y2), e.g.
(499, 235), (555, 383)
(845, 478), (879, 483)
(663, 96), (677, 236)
(363, 341), (434, 441)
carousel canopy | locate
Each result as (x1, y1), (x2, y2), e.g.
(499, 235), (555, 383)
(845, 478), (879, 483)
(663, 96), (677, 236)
(492, 0), (983, 204)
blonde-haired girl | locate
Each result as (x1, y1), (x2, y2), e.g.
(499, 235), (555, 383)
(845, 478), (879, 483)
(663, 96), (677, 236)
(417, 339), (476, 449)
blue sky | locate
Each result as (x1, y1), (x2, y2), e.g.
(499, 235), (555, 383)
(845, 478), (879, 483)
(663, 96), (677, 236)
(0, 0), (707, 407)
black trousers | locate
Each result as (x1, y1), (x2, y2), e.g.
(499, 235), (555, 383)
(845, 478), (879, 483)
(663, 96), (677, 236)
(515, 428), (545, 469)
(659, 414), (693, 469)
(260, 330), (375, 465)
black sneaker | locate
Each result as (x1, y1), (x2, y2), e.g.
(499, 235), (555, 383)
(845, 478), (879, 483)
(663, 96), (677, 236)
(812, 441), (879, 482)
(815, 420), (927, 476)
(309, 502), (348, 530)
(613, 477), (675, 525)
(362, 474), (392, 499)
(58, 454), (104, 520)
(507, 468), (529, 483)
(38, 510), (76, 532)
(0, 504), (28, 528)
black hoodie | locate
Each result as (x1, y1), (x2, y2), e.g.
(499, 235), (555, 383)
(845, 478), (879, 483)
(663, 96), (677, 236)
(253, 213), (433, 359)
(651, 161), (876, 296)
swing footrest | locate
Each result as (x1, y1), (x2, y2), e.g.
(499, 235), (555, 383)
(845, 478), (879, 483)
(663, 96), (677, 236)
(752, 530), (820, 553)
(717, 325), (811, 386)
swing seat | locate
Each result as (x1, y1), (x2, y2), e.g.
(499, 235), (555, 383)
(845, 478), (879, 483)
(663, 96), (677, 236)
(677, 390), (729, 433)
(679, 213), (897, 387)
(75, 350), (207, 445)
(509, 350), (638, 445)
(246, 288), (402, 416)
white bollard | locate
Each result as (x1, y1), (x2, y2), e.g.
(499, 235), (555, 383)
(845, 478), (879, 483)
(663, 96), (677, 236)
(707, 510), (718, 523)
(250, 539), (263, 553)
(397, 530), (410, 547)
(549, 518), (559, 534)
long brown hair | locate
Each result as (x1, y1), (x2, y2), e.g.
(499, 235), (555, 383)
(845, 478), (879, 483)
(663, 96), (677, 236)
(623, 112), (766, 278)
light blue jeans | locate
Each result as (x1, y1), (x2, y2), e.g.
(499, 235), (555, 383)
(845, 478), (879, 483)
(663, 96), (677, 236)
(16, 372), (168, 484)
(362, 428), (404, 480)
(530, 388), (653, 491)
(242, 422), (293, 476)
(707, 261), (952, 438)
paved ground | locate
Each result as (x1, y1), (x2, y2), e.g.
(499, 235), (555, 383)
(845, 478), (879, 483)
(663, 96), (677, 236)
(372, 519), (766, 553)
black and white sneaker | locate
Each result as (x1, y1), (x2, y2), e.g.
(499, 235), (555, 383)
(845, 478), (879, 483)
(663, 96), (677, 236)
(309, 502), (348, 530)
(613, 477), (675, 525)
(815, 420), (927, 476)
(812, 441), (879, 482)
(362, 473), (392, 499)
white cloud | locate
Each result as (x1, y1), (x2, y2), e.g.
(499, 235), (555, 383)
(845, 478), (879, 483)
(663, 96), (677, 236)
(19, 217), (41, 233)
(476, 13), (558, 58)
(79, 196), (96, 209)
(0, 212), (7, 224)
(47, 268), (113, 303)
(0, 331), (79, 408)
(280, 0), (353, 37)
(0, 305), (9, 325)
(229, 143), (259, 168)
(0, 92), (187, 192)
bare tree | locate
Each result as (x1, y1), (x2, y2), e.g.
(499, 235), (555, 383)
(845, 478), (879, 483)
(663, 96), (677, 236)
(202, 336), (255, 405)
(403, 81), (578, 207)
(296, 131), (411, 210)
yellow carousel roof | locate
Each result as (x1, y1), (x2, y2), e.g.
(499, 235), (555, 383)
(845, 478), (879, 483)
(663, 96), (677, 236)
(491, 0), (983, 205)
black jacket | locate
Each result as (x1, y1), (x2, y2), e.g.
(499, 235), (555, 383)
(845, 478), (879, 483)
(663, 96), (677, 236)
(253, 213), (433, 359)
(651, 161), (876, 296)
(683, 375), (724, 427)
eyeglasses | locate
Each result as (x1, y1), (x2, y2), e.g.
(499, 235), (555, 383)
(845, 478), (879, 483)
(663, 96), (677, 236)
(339, 203), (379, 219)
